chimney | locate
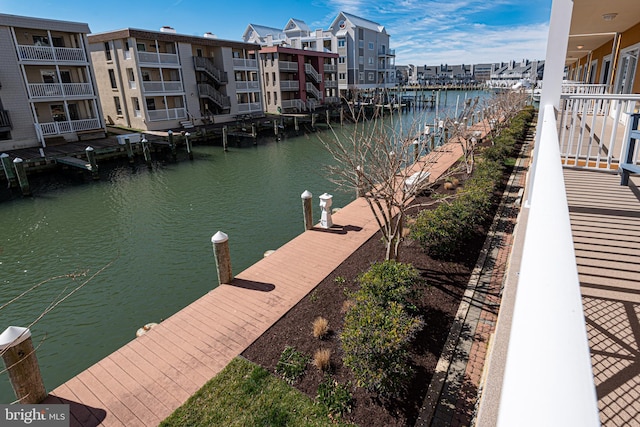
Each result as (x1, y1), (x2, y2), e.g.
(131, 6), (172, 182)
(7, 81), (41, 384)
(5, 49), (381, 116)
(160, 26), (176, 33)
(203, 32), (217, 39)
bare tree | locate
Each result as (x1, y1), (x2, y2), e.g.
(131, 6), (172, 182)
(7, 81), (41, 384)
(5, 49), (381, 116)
(443, 97), (480, 174)
(321, 102), (445, 261)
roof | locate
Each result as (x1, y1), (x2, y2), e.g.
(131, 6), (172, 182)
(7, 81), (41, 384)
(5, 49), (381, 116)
(329, 12), (385, 34)
(0, 13), (90, 33)
(245, 23), (284, 39)
(284, 18), (310, 33)
(89, 28), (259, 50)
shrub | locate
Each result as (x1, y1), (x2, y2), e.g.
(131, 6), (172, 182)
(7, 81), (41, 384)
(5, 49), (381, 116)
(275, 346), (309, 385)
(354, 260), (419, 307)
(341, 299), (355, 313)
(444, 181), (455, 190)
(341, 299), (423, 396)
(316, 377), (353, 417)
(313, 316), (329, 339)
(313, 348), (332, 371)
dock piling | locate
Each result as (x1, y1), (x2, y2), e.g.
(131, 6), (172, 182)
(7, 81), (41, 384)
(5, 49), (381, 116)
(168, 130), (177, 162)
(85, 146), (99, 180)
(1, 153), (17, 188)
(185, 132), (193, 160)
(124, 138), (134, 164)
(294, 117), (299, 132)
(273, 120), (280, 141)
(251, 123), (257, 145)
(141, 136), (152, 169)
(311, 113), (316, 130)
(301, 190), (313, 230)
(211, 231), (233, 285)
(340, 107), (344, 126)
(13, 158), (31, 196)
(223, 126), (229, 151)
(0, 326), (47, 404)
(326, 109), (330, 125)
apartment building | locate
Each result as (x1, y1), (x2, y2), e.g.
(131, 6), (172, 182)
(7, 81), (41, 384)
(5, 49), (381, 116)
(88, 27), (263, 131)
(243, 12), (395, 97)
(0, 13), (105, 151)
(259, 45), (339, 114)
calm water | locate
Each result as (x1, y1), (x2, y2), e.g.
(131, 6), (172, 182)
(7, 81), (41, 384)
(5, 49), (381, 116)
(0, 90), (490, 402)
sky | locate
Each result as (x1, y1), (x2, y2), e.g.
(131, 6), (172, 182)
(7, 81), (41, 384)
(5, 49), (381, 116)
(0, 0), (553, 65)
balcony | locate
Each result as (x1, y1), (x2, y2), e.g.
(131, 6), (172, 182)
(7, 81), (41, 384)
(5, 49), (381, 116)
(18, 45), (87, 63)
(194, 56), (228, 85)
(142, 81), (184, 94)
(197, 83), (231, 109)
(304, 63), (321, 83)
(324, 64), (337, 73)
(147, 108), (186, 122)
(278, 61), (299, 72)
(281, 99), (304, 112)
(236, 81), (260, 92)
(378, 48), (395, 57)
(37, 118), (101, 135)
(305, 82), (321, 99)
(324, 80), (338, 89)
(28, 82), (94, 99)
(0, 110), (12, 130)
(137, 51), (179, 66)
(233, 58), (258, 69)
(280, 80), (300, 91)
(237, 102), (262, 114)
(324, 96), (340, 104)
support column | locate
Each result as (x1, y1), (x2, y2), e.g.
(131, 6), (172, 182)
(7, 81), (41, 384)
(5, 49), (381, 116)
(0, 326), (47, 404)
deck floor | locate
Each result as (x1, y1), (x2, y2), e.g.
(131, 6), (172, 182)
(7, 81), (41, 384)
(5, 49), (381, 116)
(564, 168), (640, 426)
(41, 142), (465, 426)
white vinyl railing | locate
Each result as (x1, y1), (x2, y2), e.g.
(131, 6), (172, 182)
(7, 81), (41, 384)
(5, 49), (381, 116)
(147, 108), (186, 121)
(28, 83), (94, 98)
(38, 118), (101, 135)
(305, 82), (321, 99)
(142, 81), (183, 93)
(18, 45), (86, 62)
(558, 93), (640, 170)
(562, 82), (607, 94)
(324, 80), (338, 89)
(278, 61), (298, 71)
(281, 99), (304, 111)
(237, 102), (261, 114)
(280, 80), (300, 91)
(498, 104), (599, 426)
(235, 81), (260, 91)
(324, 96), (340, 104)
(233, 58), (258, 69)
(137, 51), (179, 65)
(304, 63), (322, 83)
(324, 64), (337, 73)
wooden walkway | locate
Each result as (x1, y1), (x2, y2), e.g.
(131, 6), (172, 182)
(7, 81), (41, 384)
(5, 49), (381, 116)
(41, 142), (465, 426)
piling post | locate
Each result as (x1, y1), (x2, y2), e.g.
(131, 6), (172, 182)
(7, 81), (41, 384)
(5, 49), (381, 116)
(124, 138), (134, 164)
(0, 326), (47, 404)
(311, 113), (316, 130)
(301, 190), (313, 230)
(168, 130), (177, 162)
(141, 136), (152, 169)
(326, 109), (330, 125)
(184, 132), (193, 160)
(85, 146), (99, 180)
(251, 123), (257, 145)
(222, 126), (229, 151)
(340, 107), (344, 126)
(1, 153), (17, 188)
(356, 165), (366, 198)
(211, 231), (233, 285)
(13, 158), (31, 196)
(294, 116), (299, 132)
(413, 139), (420, 162)
(273, 120), (279, 141)
(319, 193), (333, 229)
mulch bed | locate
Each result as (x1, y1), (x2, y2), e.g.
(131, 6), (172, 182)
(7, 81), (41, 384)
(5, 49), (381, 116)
(242, 161), (510, 426)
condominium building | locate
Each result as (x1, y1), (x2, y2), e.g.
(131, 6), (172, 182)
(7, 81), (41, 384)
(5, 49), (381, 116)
(243, 12), (395, 97)
(259, 45), (339, 114)
(88, 27), (263, 131)
(0, 13), (105, 151)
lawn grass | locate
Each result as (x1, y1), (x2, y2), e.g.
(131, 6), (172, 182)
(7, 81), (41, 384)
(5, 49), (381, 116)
(160, 357), (354, 427)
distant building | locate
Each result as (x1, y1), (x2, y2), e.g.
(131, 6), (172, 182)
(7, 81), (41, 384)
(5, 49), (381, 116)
(0, 13), (106, 151)
(488, 60), (544, 88)
(258, 45), (339, 114)
(88, 27), (263, 132)
(243, 12), (395, 97)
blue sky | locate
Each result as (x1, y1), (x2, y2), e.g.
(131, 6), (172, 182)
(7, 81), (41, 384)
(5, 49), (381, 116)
(0, 0), (552, 65)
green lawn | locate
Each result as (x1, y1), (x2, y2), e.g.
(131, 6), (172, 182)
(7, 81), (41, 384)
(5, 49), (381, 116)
(160, 357), (354, 427)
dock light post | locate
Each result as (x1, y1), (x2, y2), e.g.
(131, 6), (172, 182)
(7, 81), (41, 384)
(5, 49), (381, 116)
(212, 231), (233, 285)
(185, 132), (193, 160)
(319, 193), (333, 229)
(141, 136), (152, 168)
(301, 190), (313, 230)
(0, 326), (47, 404)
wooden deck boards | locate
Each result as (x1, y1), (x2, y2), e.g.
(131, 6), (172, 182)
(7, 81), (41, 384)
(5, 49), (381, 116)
(44, 142), (464, 426)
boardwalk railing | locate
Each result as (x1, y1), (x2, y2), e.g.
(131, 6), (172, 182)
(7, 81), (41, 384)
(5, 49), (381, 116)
(558, 93), (640, 170)
(38, 118), (102, 135)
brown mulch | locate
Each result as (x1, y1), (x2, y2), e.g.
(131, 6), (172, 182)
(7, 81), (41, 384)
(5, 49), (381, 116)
(241, 166), (505, 426)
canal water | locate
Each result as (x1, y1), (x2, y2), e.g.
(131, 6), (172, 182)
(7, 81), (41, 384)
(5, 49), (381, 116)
(0, 90), (490, 403)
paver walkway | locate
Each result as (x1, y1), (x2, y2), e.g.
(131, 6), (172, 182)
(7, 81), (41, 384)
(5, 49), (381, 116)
(40, 141), (465, 426)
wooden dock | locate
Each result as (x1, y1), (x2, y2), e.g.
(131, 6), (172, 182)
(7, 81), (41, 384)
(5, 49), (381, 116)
(40, 141), (467, 426)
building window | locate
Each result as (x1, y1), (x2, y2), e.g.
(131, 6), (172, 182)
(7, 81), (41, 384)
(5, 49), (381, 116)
(338, 56), (345, 64)
(141, 70), (150, 81)
(132, 97), (141, 117)
(104, 42), (112, 61)
(52, 37), (65, 48)
(368, 42), (374, 50)
(359, 40), (364, 48)
(338, 38), (345, 48)
(272, 72), (276, 84)
(368, 57), (373, 65)
(267, 92), (271, 105)
(265, 73), (269, 85)
(368, 72), (374, 81)
(50, 104), (66, 121)
(68, 104), (79, 120)
(146, 98), (156, 110)
(33, 35), (49, 46)
(41, 70), (57, 83)
(274, 92), (277, 103)
(114, 97), (122, 115)
(358, 56), (364, 65)
(108, 69), (117, 89)
(339, 73), (346, 80)
(359, 72), (364, 82)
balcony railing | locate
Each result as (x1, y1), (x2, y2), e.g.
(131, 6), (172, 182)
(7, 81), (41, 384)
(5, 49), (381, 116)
(324, 80), (338, 89)
(194, 56), (228, 85)
(237, 102), (262, 114)
(28, 82), (94, 98)
(280, 80), (300, 91)
(142, 81), (184, 93)
(0, 110), (12, 129)
(304, 63), (321, 83)
(324, 64), (337, 73)
(38, 118), (101, 135)
(305, 82), (321, 99)
(233, 58), (258, 69)
(278, 61), (299, 71)
(378, 48), (395, 56)
(324, 96), (340, 104)
(236, 81), (260, 91)
(137, 51), (179, 65)
(561, 82), (608, 94)
(197, 83), (231, 109)
(147, 108), (186, 121)
(558, 93), (640, 170)
(18, 45), (87, 62)
(281, 99), (304, 111)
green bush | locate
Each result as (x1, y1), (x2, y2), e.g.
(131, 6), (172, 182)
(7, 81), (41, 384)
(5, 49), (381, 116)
(341, 299), (423, 396)
(316, 377), (353, 417)
(275, 346), (309, 385)
(355, 260), (420, 307)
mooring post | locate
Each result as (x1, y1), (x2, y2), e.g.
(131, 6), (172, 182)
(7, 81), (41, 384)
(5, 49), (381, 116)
(222, 126), (229, 151)
(326, 109), (330, 125)
(0, 326), (47, 404)
(124, 138), (134, 163)
(301, 190), (313, 230)
(168, 130), (176, 162)
(251, 123), (257, 145)
(184, 132), (193, 160)
(211, 231), (233, 285)
(340, 106), (344, 126)
(319, 193), (333, 229)
(413, 139), (420, 162)
(13, 158), (31, 196)
(141, 136), (152, 169)
(273, 120), (279, 141)
(356, 165), (366, 198)
(85, 146), (99, 180)
(1, 153), (17, 188)
(311, 113), (316, 130)
(294, 116), (299, 132)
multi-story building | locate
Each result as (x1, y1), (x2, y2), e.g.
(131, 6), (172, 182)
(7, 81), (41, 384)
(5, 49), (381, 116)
(488, 59), (544, 88)
(0, 13), (105, 151)
(243, 12), (395, 97)
(88, 27), (263, 131)
(258, 45), (339, 114)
